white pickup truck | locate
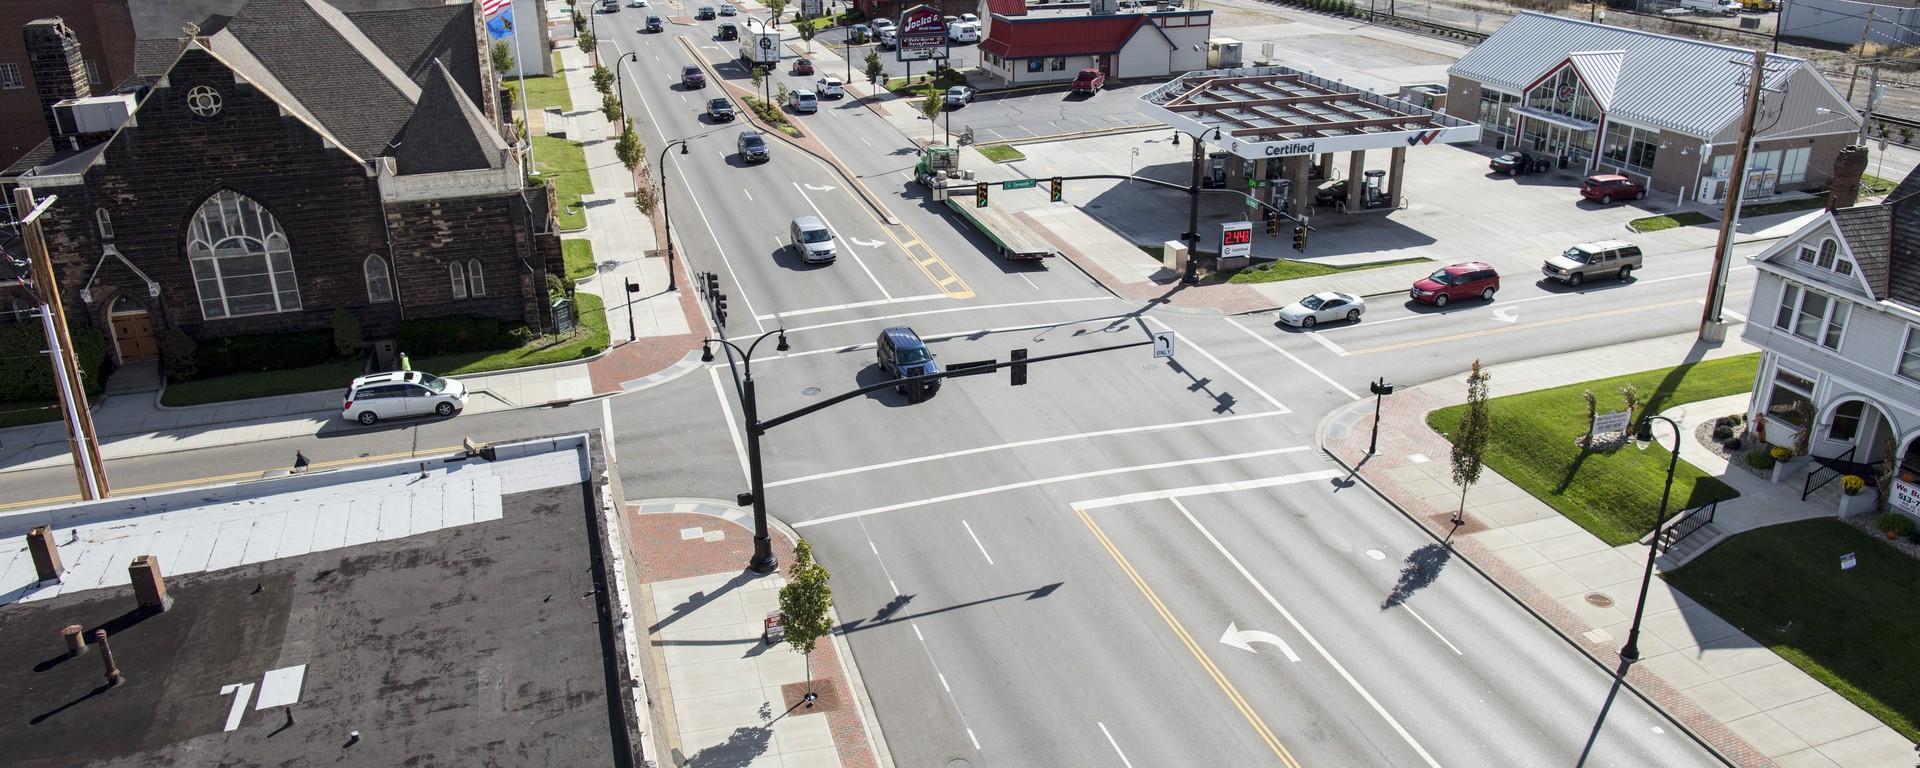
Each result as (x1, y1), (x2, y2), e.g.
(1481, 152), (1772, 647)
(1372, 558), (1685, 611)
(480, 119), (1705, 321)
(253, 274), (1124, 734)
(1678, 0), (1741, 15)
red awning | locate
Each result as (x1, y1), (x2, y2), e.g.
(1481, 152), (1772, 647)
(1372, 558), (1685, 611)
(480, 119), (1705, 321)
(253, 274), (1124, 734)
(980, 15), (1150, 59)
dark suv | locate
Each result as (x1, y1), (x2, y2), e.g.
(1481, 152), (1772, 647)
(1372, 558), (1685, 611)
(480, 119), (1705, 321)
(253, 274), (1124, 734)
(717, 22), (738, 40)
(736, 130), (769, 162)
(876, 326), (941, 401)
(1489, 151), (1545, 176)
(681, 65), (706, 88)
(706, 98), (735, 121)
(1411, 262), (1500, 307)
(643, 15), (663, 32)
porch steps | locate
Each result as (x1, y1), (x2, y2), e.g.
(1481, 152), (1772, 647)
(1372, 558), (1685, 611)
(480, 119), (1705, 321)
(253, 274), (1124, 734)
(1659, 521), (1728, 568)
(103, 361), (162, 396)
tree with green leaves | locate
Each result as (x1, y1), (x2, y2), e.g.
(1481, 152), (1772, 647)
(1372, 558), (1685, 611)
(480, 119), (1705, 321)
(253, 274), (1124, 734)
(601, 92), (622, 123)
(796, 15), (817, 52)
(580, 28), (598, 55)
(491, 41), (515, 74)
(592, 64), (614, 95)
(767, 0), (787, 26)
(918, 84), (943, 144)
(864, 51), (885, 86)
(615, 119), (642, 172)
(778, 538), (835, 697)
(1449, 359), (1492, 526)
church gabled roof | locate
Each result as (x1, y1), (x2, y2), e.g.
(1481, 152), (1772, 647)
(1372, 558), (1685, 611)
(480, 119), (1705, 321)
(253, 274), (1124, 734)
(393, 59), (508, 175)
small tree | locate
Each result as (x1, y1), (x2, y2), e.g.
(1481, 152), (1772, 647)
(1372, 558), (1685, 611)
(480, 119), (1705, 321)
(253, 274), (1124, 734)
(615, 118), (643, 172)
(864, 51), (886, 86)
(601, 92), (622, 123)
(767, 0), (787, 25)
(919, 83), (943, 144)
(1449, 359), (1493, 526)
(492, 41), (515, 74)
(778, 538), (835, 698)
(797, 16), (817, 52)
(592, 64), (614, 95)
(330, 308), (363, 357)
(634, 183), (657, 214)
(580, 28), (598, 55)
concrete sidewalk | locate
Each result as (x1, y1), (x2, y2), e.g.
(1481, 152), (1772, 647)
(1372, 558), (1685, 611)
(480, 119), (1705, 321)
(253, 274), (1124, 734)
(1319, 331), (1916, 768)
(628, 498), (892, 768)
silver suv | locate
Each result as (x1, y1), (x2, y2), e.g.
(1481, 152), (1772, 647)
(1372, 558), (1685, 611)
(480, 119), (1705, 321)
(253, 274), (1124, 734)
(1543, 239), (1642, 286)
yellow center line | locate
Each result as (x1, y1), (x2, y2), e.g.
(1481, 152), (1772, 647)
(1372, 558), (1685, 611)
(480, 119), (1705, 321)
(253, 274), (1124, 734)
(1076, 507), (1304, 768)
(1347, 291), (1751, 356)
(0, 445), (463, 513)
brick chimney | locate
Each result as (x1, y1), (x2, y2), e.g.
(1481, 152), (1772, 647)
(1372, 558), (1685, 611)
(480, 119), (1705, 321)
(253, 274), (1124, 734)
(22, 18), (90, 140)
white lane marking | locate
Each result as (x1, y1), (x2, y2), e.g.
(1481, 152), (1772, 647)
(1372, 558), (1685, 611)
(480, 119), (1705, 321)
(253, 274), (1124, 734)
(1225, 316), (1360, 401)
(856, 513), (985, 752)
(1099, 722), (1136, 768)
(968, 728), (981, 750)
(1144, 316), (1287, 413)
(770, 313), (1142, 362)
(1491, 307), (1519, 323)
(1020, 274), (1038, 290)
(1072, 469), (1341, 511)
(868, 540), (878, 554)
(755, 293), (948, 321)
(1217, 618), (1301, 662)
(709, 366), (750, 481)
(744, 187), (753, 202)
(793, 446), (1314, 528)
(889, 579), (899, 595)
(939, 673), (952, 692)
(1403, 606), (1463, 656)
(848, 236), (885, 248)
(803, 183), (838, 191)
(784, 296), (1117, 333)
(1304, 327), (1349, 356)
(1169, 496), (1443, 768)
(859, 135), (872, 147)
(961, 520), (995, 565)
(913, 624), (925, 642)
(681, 147), (766, 332)
(793, 181), (891, 299)
(254, 664), (307, 709)
(220, 683), (255, 732)
(601, 399), (617, 462)
(1321, 264), (1759, 333)
(1697, 298), (1747, 322)
(768, 411), (1285, 488)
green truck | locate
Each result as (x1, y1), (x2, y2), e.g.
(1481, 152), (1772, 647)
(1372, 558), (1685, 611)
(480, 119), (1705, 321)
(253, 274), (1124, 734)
(915, 146), (1056, 261)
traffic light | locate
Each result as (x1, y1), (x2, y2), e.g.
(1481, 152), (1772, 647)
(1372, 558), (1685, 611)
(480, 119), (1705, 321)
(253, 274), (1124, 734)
(715, 292), (729, 326)
(1049, 176), (1063, 202)
(1010, 348), (1027, 386)
(704, 272), (720, 298)
(975, 181), (989, 208)
(1266, 210), (1280, 237)
(1292, 225), (1307, 253)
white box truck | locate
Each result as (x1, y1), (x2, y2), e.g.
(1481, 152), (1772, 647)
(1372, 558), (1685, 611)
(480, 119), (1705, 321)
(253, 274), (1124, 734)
(1679, 0), (1740, 15)
(741, 30), (781, 67)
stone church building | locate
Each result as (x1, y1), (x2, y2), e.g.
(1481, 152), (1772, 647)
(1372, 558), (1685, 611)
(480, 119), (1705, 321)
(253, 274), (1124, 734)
(2, 0), (559, 365)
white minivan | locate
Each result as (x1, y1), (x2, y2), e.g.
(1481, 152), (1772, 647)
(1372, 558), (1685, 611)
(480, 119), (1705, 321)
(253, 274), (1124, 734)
(789, 216), (837, 264)
(342, 371), (469, 425)
(787, 88), (818, 113)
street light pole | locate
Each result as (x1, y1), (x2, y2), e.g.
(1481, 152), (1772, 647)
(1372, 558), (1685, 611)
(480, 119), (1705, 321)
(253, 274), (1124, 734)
(1180, 127), (1219, 286)
(1619, 415), (1682, 663)
(614, 51), (639, 119)
(1367, 378), (1395, 455)
(657, 139), (690, 291)
(703, 329), (792, 574)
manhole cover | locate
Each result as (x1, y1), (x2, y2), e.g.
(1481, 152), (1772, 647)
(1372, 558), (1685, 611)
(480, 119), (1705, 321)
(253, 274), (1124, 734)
(1585, 592), (1615, 608)
(946, 760), (971, 768)
(802, 386), (821, 396)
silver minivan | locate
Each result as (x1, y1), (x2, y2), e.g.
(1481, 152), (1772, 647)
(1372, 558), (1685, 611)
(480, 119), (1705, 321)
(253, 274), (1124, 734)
(790, 216), (836, 263)
(1542, 239), (1642, 286)
(341, 370), (469, 425)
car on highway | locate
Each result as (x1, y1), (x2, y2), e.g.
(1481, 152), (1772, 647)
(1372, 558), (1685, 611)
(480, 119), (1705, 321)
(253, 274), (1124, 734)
(789, 215), (837, 263)
(793, 57), (814, 75)
(816, 76), (845, 99)
(737, 130), (769, 162)
(342, 371), (468, 426)
(598, 0), (618, 11)
(1489, 151), (1546, 176)
(1411, 262), (1500, 306)
(876, 326), (942, 399)
(944, 85), (973, 107)
(1313, 179), (1348, 207)
(1580, 173), (1645, 204)
(681, 65), (706, 88)
(626, 0), (646, 6)
(706, 97), (735, 121)
(719, 2), (737, 14)
(696, 5), (716, 19)
(787, 88), (818, 113)
(717, 22), (738, 40)
(643, 15), (663, 31)
(1543, 239), (1641, 285)
(1275, 291), (1365, 328)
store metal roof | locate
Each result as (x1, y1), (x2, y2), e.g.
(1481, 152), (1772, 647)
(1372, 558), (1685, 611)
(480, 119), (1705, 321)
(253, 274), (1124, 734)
(1135, 66), (1479, 160)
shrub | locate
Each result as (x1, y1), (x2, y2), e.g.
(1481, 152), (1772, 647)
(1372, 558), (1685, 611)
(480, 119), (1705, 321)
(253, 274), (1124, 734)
(1769, 445), (1793, 462)
(1721, 437), (1744, 452)
(1745, 449), (1777, 470)
(330, 308), (364, 357)
(0, 322), (110, 399)
(1841, 475), (1866, 495)
(397, 314), (523, 357)
(160, 328), (198, 383)
(194, 330), (337, 378)
(1711, 424), (1733, 441)
(1878, 512), (1915, 537)
(1714, 414), (1743, 429)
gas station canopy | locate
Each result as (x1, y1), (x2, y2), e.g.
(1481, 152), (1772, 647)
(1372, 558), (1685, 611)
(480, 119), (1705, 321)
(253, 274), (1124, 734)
(1136, 66), (1481, 160)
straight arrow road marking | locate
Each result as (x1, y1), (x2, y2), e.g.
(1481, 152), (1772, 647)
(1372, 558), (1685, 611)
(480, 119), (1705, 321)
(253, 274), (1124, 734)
(1220, 622), (1301, 661)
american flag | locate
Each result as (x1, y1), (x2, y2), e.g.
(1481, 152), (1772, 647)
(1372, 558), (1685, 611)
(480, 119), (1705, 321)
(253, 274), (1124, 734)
(482, 0), (512, 18)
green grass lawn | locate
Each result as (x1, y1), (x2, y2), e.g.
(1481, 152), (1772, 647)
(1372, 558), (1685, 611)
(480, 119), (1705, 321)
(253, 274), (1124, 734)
(1628, 211), (1714, 233)
(1666, 520), (1920, 741)
(563, 238), (598, 281)
(417, 292), (608, 376)
(1742, 194), (1829, 218)
(977, 144), (1025, 163)
(1862, 173), (1898, 196)
(1426, 354), (1759, 545)
(0, 400), (60, 429)
(1227, 257), (1429, 285)
(503, 64), (573, 113)
(160, 359), (365, 408)
(530, 135), (592, 231)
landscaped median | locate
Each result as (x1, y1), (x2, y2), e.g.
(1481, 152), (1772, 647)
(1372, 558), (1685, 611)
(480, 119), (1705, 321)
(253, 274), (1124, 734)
(1426, 353), (1758, 546)
(1227, 256), (1428, 284)
(1667, 519), (1920, 741)
(1627, 211), (1713, 233)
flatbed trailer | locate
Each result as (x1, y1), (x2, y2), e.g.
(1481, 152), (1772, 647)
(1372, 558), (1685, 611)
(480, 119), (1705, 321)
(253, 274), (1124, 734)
(944, 196), (1054, 260)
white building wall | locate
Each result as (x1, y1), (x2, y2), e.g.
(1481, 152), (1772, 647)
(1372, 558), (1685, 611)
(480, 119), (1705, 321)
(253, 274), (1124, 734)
(1001, 54), (1099, 84)
(503, 0), (552, 77)
(1161, 21), (1209, 72)
(1781, 0), (1920, 48)
(1115, 29), (1170, 77)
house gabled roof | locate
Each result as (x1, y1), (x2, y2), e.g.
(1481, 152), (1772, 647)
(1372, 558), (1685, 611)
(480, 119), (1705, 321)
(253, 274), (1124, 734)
(1564, 50), (1623, 110)
(347, 5), (484, 107)
(393, 59), (508, 175)
(980, 14), (1173, 60)
(1889, 173), (1920, 309)
(1451, 12), (1818, 137)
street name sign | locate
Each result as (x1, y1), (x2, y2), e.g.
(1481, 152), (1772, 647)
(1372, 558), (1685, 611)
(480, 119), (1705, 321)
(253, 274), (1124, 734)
(1002, 178), (1037, 190)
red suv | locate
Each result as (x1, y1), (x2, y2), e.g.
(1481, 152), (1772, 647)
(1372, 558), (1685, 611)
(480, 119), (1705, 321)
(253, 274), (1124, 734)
(1580, 174), (1645, 205)
(1411, 262), (1500, 307)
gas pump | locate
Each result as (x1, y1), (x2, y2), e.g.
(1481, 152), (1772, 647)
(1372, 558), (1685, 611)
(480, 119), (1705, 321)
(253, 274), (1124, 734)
(1202, 151), (1229, 189)
(1270, 179), (1291, 216)
(1362, 170), (1387, 209)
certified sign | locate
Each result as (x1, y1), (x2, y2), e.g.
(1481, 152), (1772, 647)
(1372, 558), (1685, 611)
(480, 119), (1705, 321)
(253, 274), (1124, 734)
(1221, 221), (1252, 260)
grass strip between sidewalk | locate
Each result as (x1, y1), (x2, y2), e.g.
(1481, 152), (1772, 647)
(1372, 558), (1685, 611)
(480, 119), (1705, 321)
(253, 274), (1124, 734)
(1628, 211), (1713, 233)
(418, 292), (608, 376)
(532, 135), (592, 231)
(1426, 353), (1758, 546)
(160, 359), (367, 408)
(564, 238), (598, 281)
(1666, 519), (1920, 742)
(1227, 257), (1428, 285)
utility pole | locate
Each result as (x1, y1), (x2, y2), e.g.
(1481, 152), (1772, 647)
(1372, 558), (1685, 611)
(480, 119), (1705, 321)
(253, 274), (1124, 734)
(1700, 50), (1767, 343)
(1858, 60), (1881, 144)
(12, 188), (109, 499)
(1847, 9), (1873, 101)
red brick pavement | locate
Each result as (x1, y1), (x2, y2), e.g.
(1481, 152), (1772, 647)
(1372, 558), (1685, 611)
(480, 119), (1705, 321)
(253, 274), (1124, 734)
(630, 509), (881, 768)
(1322, 387), (1774, 768)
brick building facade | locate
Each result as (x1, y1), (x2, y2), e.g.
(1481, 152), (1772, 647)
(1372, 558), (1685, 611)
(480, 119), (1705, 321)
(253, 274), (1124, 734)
(2, 0), (558, 365)
(0, 1), (135, 173)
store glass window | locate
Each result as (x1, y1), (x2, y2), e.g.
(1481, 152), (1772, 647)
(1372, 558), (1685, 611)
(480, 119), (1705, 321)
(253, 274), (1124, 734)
(1766, 367), (1816, 430)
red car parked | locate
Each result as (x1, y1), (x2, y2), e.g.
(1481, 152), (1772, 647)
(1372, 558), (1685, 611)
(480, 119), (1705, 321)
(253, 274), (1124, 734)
(793, 58), (814, 76)
(1410, 262), (1500, 307)
(1580, 174), (1645, 205)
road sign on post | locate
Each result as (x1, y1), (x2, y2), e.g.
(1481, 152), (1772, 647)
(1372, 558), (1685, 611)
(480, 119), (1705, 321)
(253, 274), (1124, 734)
(897, 4), (945, 61)
(1152, 332), (1175, 359)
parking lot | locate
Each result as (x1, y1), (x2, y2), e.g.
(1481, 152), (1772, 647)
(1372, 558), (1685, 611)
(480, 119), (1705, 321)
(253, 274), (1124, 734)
(939, 80), (1164, 144)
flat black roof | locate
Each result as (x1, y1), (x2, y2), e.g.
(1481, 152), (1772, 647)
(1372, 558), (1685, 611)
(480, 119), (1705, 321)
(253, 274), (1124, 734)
(0, 482), (623, 767)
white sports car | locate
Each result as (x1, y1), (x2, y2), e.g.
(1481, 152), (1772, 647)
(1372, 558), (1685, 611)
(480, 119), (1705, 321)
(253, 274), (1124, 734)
(1275, 291), (1365, 328)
